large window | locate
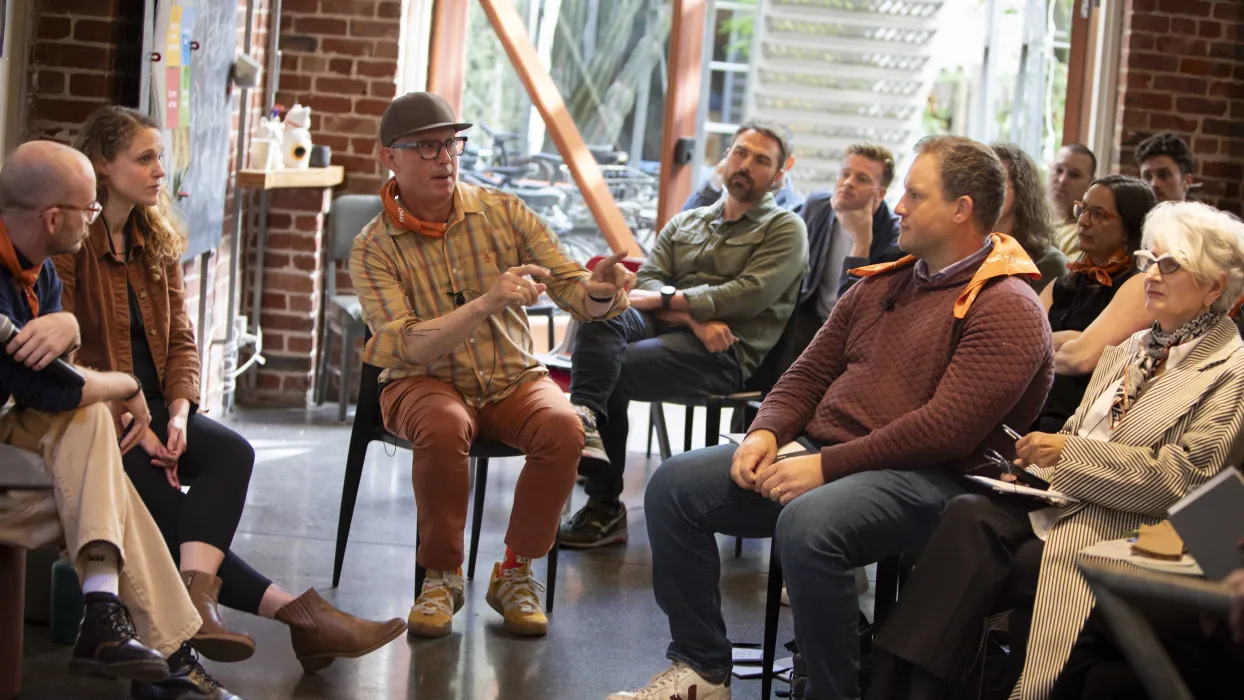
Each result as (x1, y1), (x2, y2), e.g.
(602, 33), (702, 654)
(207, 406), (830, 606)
(694, 0), (1075, 198)
(453, 0), (672, 259)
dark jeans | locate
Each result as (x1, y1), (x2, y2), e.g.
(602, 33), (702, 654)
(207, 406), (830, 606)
(123, 401), (273, 615)
(644, 444), (964, 700)
(868, 493), (1044, 699)
(1049, 605), (1244, 700)
(569, 307), (742, 502)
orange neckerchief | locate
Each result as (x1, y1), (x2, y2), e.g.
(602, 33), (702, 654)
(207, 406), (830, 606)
(0, 217), (42, 319)
(381, 177), (448, 238)
(849, 233), (1040, 319)
(1065, 249), (1131, 287)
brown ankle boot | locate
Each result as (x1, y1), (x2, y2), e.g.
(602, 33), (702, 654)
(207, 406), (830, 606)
(181, 570), (256, 662)
(275, 589), (407, 673)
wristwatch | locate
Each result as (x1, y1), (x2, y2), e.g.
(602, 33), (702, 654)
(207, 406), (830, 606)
(660, 285), (676, 311)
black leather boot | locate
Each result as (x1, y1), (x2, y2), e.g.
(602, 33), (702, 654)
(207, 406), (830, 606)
(69, 592), (169, 683)
(130, 642), (244, 700)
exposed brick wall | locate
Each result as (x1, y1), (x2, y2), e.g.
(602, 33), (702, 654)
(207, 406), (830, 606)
(276, 0), (401, 196)
(23, 0), (275, 414)
(25, 0), (146, 141)
(240, 187), (330, 405)
(1114, 0), (1244, 214)
(236, 0), (402, 405)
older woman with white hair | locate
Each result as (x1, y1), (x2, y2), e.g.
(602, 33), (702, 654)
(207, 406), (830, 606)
(1015, 200), (1244, 699)
(864, 201), (1244, 700)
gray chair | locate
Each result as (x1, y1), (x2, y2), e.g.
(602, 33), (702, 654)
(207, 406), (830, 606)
(315, 194), (383, 422)
(2, 444), (52, 700)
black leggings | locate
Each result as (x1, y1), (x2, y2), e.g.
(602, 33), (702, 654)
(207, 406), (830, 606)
(123, 401), (273, 615)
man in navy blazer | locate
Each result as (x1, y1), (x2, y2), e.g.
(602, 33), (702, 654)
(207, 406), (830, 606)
(748, 143), (903, 388)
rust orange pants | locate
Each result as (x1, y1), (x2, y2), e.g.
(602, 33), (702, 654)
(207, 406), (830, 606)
(379, 376), (583, 571)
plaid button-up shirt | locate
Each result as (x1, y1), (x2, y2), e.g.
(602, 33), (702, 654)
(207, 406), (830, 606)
(350, 181), (626, 405)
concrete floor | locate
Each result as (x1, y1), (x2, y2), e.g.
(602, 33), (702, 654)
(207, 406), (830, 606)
(18, 401), (871, 700)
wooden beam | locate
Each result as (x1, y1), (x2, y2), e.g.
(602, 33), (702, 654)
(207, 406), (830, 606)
(1061, 0), (1092, 145)
(427, 0), (470, 114)
(656, 0), (706, 230)
(477, 0), (641, 256)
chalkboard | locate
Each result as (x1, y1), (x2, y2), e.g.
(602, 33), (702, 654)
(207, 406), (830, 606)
(149, 0), (236, 260)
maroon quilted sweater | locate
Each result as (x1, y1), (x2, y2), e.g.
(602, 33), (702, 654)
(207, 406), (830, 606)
(749, 254), (1054, 482)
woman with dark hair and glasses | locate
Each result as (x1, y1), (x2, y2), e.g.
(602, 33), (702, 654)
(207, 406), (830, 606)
(52, 106), (406, 697)
(864, 175), (1159, 700)
(992, 144), (1067, 289)
(1035, 175), (1158, 433)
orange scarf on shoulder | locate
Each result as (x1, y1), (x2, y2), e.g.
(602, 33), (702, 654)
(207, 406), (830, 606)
(849, 232), (1040, 319)
(381, 177), (448, 238)
(0, 217), (42, 318)
(1065, 249), (1131, 287)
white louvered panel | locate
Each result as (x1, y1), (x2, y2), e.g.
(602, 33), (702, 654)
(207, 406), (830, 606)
(747, 0), (946, 193)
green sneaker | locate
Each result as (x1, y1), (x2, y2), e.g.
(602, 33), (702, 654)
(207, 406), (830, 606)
(558, 499), (628, 548)
(574, 404), (609, 465)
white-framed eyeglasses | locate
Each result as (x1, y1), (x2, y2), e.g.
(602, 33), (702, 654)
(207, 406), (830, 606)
(1134, 250), (1182, 275)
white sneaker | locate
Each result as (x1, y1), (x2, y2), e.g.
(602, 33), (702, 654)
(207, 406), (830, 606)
(607, 661), (731, 700)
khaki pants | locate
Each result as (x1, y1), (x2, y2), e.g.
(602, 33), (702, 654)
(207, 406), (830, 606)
(0, 403), (200, 657)
(380, 376), (584, 571)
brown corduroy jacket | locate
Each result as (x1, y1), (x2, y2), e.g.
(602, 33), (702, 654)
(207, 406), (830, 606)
(52, 216), (200, 407)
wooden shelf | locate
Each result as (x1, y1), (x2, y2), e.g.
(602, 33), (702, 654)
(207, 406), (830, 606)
(236, 166), (344, 190)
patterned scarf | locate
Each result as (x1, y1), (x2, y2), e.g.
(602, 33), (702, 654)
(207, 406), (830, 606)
(0, 217), (41, 319)
(381, 177), (448, 238)
(1065, 249), (1131, 287)
(1109, 310), (1220, 427)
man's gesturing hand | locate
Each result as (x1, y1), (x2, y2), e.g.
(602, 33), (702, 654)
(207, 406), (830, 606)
(484, 265), (549, 313)
(584, 250), (633, 301)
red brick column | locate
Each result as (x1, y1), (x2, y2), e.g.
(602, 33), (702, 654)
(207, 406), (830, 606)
(1114, 0), (1244, 214)
(242, 188), (330, 404)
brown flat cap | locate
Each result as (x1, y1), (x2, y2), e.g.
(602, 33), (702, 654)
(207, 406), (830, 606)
(380, 92), (472, 147)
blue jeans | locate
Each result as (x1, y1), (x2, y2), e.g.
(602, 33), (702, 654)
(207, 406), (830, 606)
(569, 307), (741, 501)
(645, 444), (965, 700)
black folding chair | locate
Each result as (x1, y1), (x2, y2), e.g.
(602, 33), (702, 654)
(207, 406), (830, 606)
(331, 340), (560, 610)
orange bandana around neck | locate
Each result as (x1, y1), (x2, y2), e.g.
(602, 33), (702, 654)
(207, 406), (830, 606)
(1065, 249), (1131, 287)
(849, 233), (1040, 318)
(381, 177), (448, 238)
(0, 218), (41, 319)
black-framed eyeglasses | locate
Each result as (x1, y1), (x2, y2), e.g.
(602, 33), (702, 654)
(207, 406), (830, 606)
(1073, 200), (1116, 225)
(47, 202), (102, 224)
(390, 137), (468, 160)
(1134, 250), (1183, 275)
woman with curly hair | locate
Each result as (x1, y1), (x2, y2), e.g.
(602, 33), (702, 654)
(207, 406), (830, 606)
(992, 143), (1067, 289)
(54, 106), (405, 698)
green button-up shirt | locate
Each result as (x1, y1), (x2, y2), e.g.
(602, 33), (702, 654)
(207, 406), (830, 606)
(635, 193), (809, 376)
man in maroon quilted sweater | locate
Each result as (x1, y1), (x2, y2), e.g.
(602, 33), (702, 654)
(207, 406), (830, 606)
(609, 136), (1055, 700)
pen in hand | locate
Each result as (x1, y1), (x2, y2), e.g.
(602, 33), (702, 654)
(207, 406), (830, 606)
(1002, 424), (1023, 442)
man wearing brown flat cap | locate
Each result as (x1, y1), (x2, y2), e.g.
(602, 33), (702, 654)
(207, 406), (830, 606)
(350, 91), (632, 639)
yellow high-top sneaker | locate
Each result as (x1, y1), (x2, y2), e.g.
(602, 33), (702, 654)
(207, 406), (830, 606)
(485, 561), (548, 636)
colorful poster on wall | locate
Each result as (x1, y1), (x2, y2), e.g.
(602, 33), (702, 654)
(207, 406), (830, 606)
(165, 5), (182, 67)
(146, 0), (235, 259)
(178, 8), (193, 130)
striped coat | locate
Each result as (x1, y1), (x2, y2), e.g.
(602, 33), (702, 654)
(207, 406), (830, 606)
(1014, 316), (1244, 699)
